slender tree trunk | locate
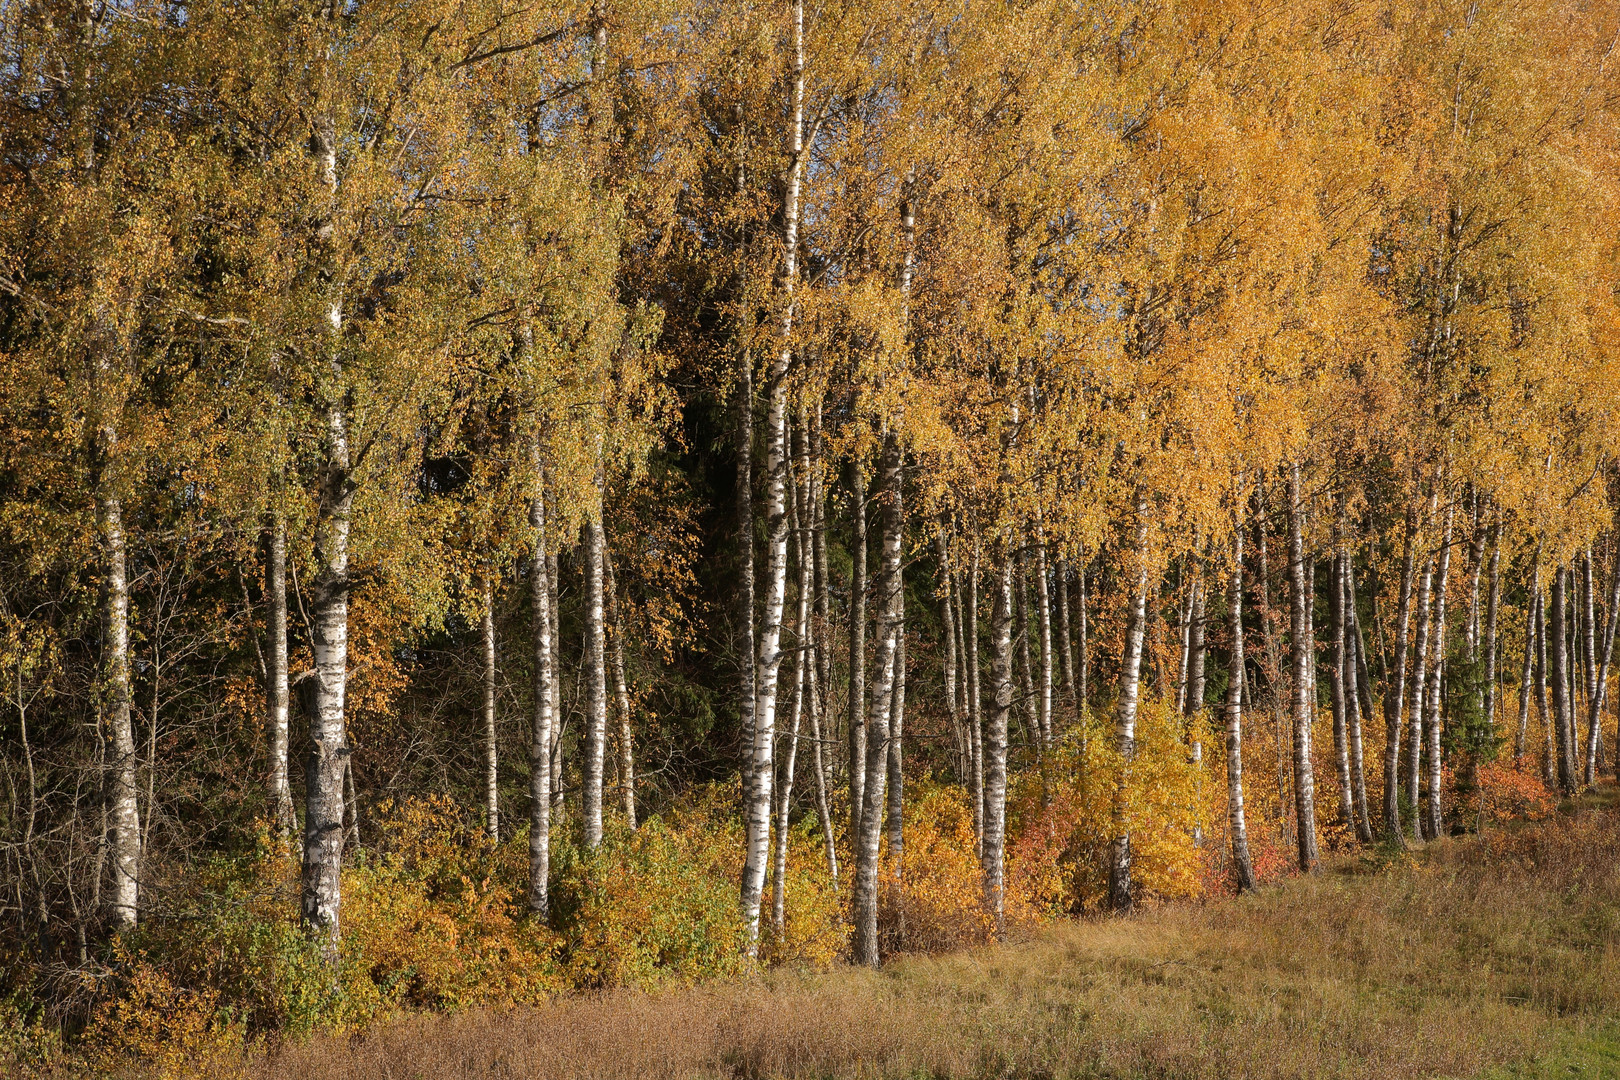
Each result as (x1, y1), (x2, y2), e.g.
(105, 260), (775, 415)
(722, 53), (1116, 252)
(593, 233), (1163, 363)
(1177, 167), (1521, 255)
(101, 482), (138, 930)
(1035, 529), (1053, 753)
(482, 575), (500, 841)
(981, 552), (1013, 929)
(1407, 557), (1432, 841)
(268, 515), (294, 837)
(1255, 477), (1290, 837)
(1014, 545), (1037, 756)
(1383, 504), (1417, 840)
(1227, 513), (1257, 892)
(1583, 547), (1618, 784)
(528, 446), (555, 917)
(1551, 567), (1574, 792)
(581, 517), (608, 849)
(847, 464), (868, 845)
(1110, 504), (1151, 909)
(967, 540), (984, 852)
(1424, 505), (1453, 838)
(1330, 544), (1355, 835)
(1537, 579), (1553, 785)
(547, 541), (562, 806)
(1583, 551), (1598, 706)
(1077, 557), (1089, 712)
(1518, 552), (1540, 762)
(1058, 559), (1075, 722)
(605, 554), (635, 828)
(1483, 519), (1502, 745)
(1344, 565), (1374, 844)
(852, 431), (902, 966)
(1287, 465), (1320, 872)
(1186, 576), (1207, 759)
(937, 531), (966, 780)
(772, 481), (809, 940)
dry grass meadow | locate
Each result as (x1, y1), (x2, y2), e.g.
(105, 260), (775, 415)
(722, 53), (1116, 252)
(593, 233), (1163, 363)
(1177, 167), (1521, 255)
(247, 794), (1620, 1080)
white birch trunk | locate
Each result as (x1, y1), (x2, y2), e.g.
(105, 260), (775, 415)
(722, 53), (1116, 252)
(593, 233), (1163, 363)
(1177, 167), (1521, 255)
(1109, 505), (1150, 909)
(582, 516), (607, 849)
(606, 554), (635, 828)
(1287, 464), (1320, 872)
(482, 576), (499, 841)
(268, 515), (294, 837)
(981, 553), (1012, 929)
(1226, 516), (1256, 892)
(528, 445), (555, 917)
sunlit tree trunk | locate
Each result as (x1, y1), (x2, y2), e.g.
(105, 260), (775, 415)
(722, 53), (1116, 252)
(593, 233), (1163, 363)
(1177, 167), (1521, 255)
(1583, 548), (1617, 784)
(1035, 528), (1053, 754)
(605, 555), (635, 828)
(1329, 544), (1355, 836)
(1407, 557), (1432, 842)
(1423, 505), (1453, 838)
(1483, 519), (1502, 746)
(1287, 465), (1320, 872)
(1551, 566), (1574, 792)
(967, 540), (984, 852)
(528, 446), (555, 918)
(847, 463), (868, 845)
(1014, 546), (1037, 755)
(1344, 565), (1374, 844)
(301, 119), (352, 963)
(1110, 503), (1151, 908)
(1383, 504), (1417, 841)
(937, 530), (966, 779)
(482, 574), (500, 841)
(742, 0), (809, 955)
(981, 553), (1013, 929)
(852, 431), (902, 967)
(1076, 557), (1089, 712)
(1057, 559), (1075, 722)
(581, 516), (608, 850)
(772, 473), (809, 940)
(1226, 515), (1256, 892)
(100, 476), (138, 930)
(1537, 578), (1554, 786)
(267, 515), (294, 837)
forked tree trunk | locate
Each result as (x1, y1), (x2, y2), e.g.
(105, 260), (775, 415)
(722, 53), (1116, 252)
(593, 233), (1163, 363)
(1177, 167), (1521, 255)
(1286, 465), (1320, 873)
(852, 431), (902, 967)
(267, 515), (294, 837)
(1329, 545), (1355, 835)
(1226, 515), (1257, 892)
(528, 445), (556, 918)
(1583, 547), (1618, 784)
(1344, 572), (1374, 844)
(1109, 505), (1151, 909)
(742, 0), (808, 953)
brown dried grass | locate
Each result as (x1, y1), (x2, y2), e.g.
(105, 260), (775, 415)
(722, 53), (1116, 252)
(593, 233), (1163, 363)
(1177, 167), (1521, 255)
(252, 801), (1620, 1080)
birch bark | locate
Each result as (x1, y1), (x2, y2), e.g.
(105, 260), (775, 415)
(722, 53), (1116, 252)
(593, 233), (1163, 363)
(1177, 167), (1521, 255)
(1287, 465), (1320, 872)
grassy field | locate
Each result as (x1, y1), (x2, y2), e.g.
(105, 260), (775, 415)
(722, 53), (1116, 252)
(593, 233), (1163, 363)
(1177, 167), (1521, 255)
(253, 794), (1620, 1080)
